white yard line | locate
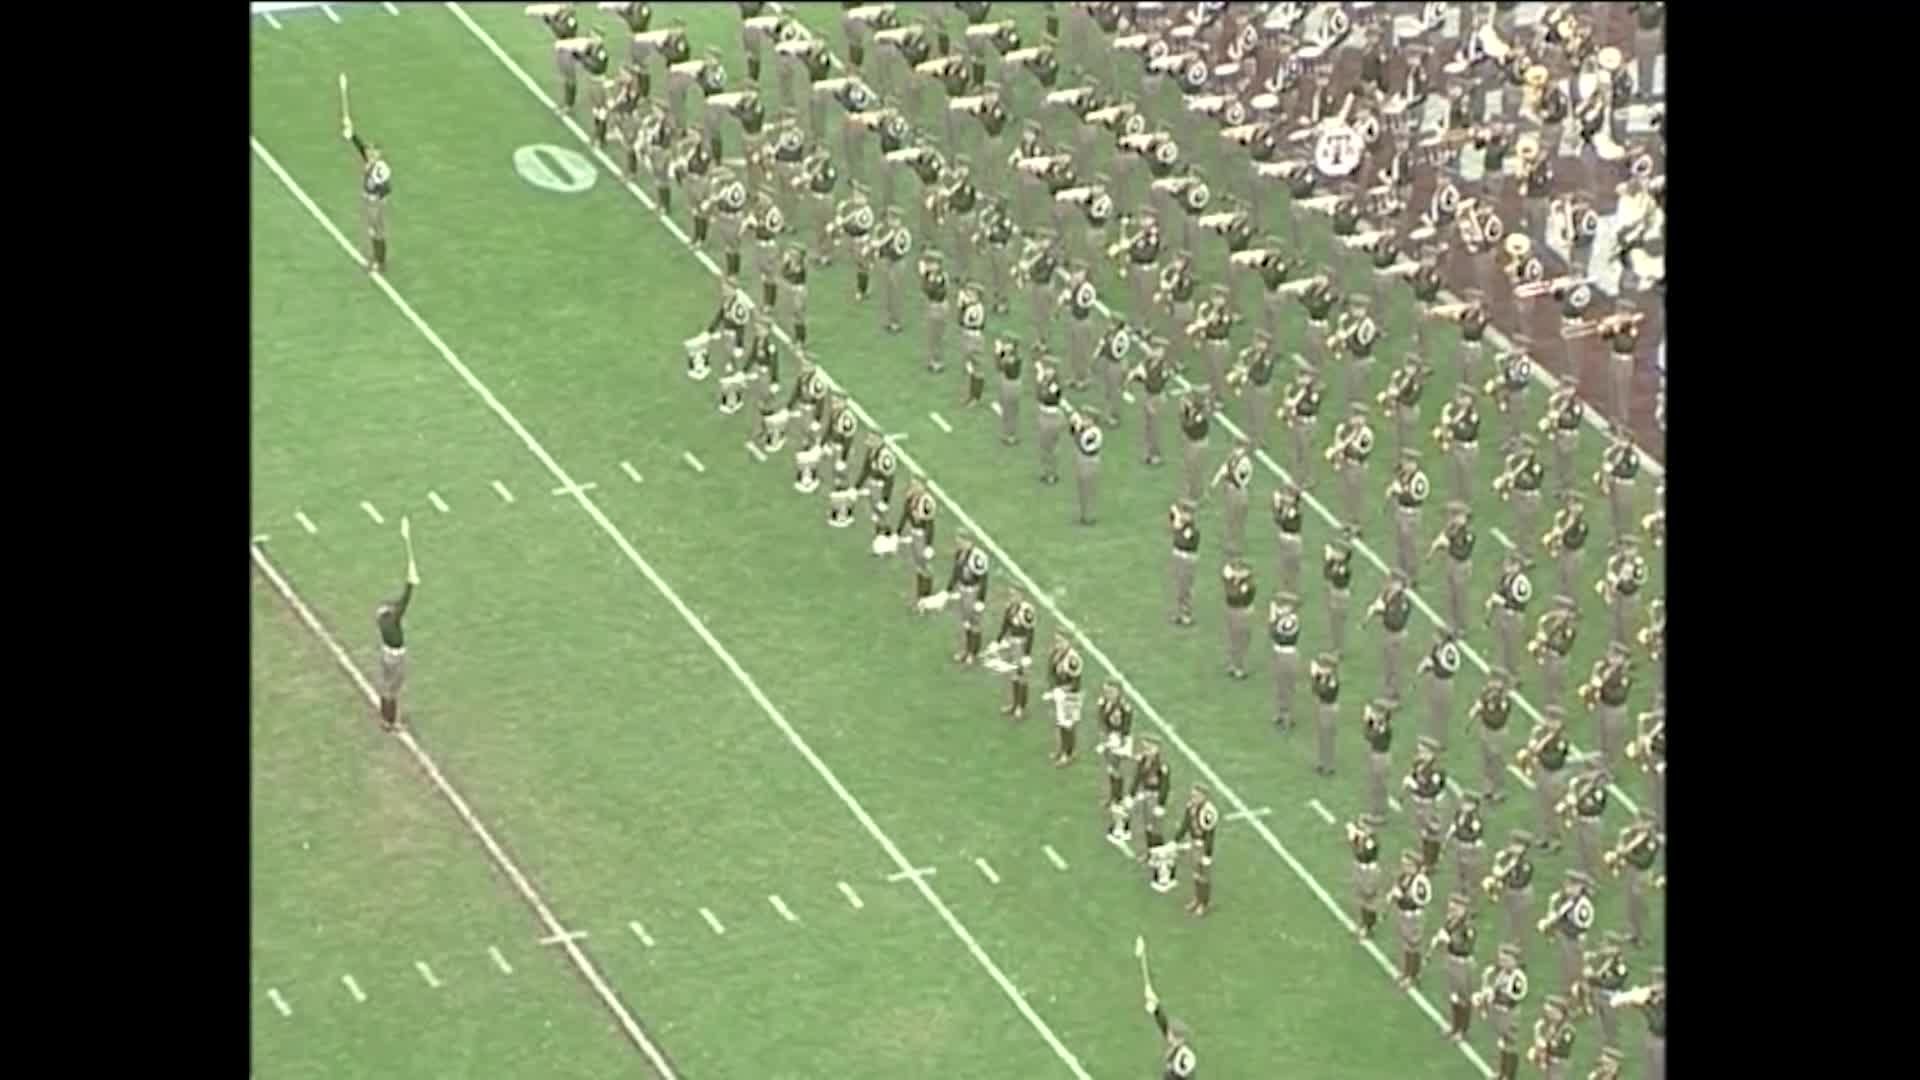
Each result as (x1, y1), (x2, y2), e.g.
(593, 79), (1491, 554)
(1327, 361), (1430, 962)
(383, 1), (401, 12)
(628, 920), (656, 947)
(252, 533), (272, 545)
(415, 961), (442, 989)
(360, 500), (386, 526)
(267, 988), (292, 1016)
(974, 857), (1001, 885)
(539, 929), (589, 945)
(682, 451), (707, 473)
(1491, 527), (1517, 550)
(1226, 806), (1274, 823)
(699, 907), (727, 936)
(261, 115), (1091, 1079)
(989, 400), (1003, 417)
(1307, 799), (1337, 826)
(320, 4), (341, 22)
(1042, 845), (1069, 871)
(552, 481), (599, 496)
(294, 510), (318, 535)
(488, 945), (515, 975)
(491, 480), (516, 504)
(341, 974), (366, 1003)
(248, 532), (669, 1073)
(837, 882), (864, 909)
(262, 12), (283, 28)
(769, 894), (800, 923)
(886, 865), (936, 882)
(428, 490), (451, 513)
(620, 460), (644, 484)
(929, 412), (953, 434)
(451, 13), (1491, 1069)
(745, 441), (767, 462)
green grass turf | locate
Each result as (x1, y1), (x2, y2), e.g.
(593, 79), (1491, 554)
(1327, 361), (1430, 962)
(251, 5), (1663, 1077)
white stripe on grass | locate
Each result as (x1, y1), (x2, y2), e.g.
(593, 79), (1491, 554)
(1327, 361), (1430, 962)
(491, 480), (515, 503)
(837, 882), (864, 909)
(361, 500), (385, 525)
(428, 490), (451, 513)
(320, 4), (341, 23)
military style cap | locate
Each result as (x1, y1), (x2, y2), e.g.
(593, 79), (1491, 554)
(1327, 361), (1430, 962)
(1542, 704), (1568, 722)
(1497, 943), (1523, 963)
(1603, 930), (1631, 949)
(1361, 813), (1387, 830)
(1318, 651), (1341, 666)
(1449, 890), (1471, 907)
(1553, 593), (1577, 610)
(1349, 402), (1372, 417)
(1400, 849), (1422, 866)
(1510, 829), (1535, 846)
(1348, 291), (1373, 308)
(1447, 500), (1470, 515)
(1567, 869), (1594, 887)
(1416, 735), (1441, 755)
(1543, 993), (1570, 1012)
(1596, 1047), (1625, 1065)
(1391, 568), (1411, 585)
(1275, 590), (1300, 605)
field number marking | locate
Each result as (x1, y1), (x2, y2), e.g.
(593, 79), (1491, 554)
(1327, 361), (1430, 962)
(513, 144), (597, 195)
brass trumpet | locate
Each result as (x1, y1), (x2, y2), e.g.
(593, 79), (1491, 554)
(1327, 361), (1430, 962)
(1561, 312), (1645, 340)
(1252, 160), (1304, 179)
(1337, 228), (1388, 251)
(1426, 300), (1477, 321)
(1043, 86), (1094, 111)
(1184, 93), (1229, 116)
(913, 54), (965, 76)
(1513, 274), (1587, 301)
(1513, 727), (1555, 772)
(1146, 51), (1197, 76)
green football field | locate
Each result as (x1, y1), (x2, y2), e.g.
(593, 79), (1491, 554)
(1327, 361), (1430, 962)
(250, 4), (1665, 1078)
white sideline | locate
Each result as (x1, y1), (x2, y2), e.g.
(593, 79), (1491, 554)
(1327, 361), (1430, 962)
(253, 127), (1092, 1080)
(451, 7), (1495, 1070)
(252, 540), (674, 1073)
